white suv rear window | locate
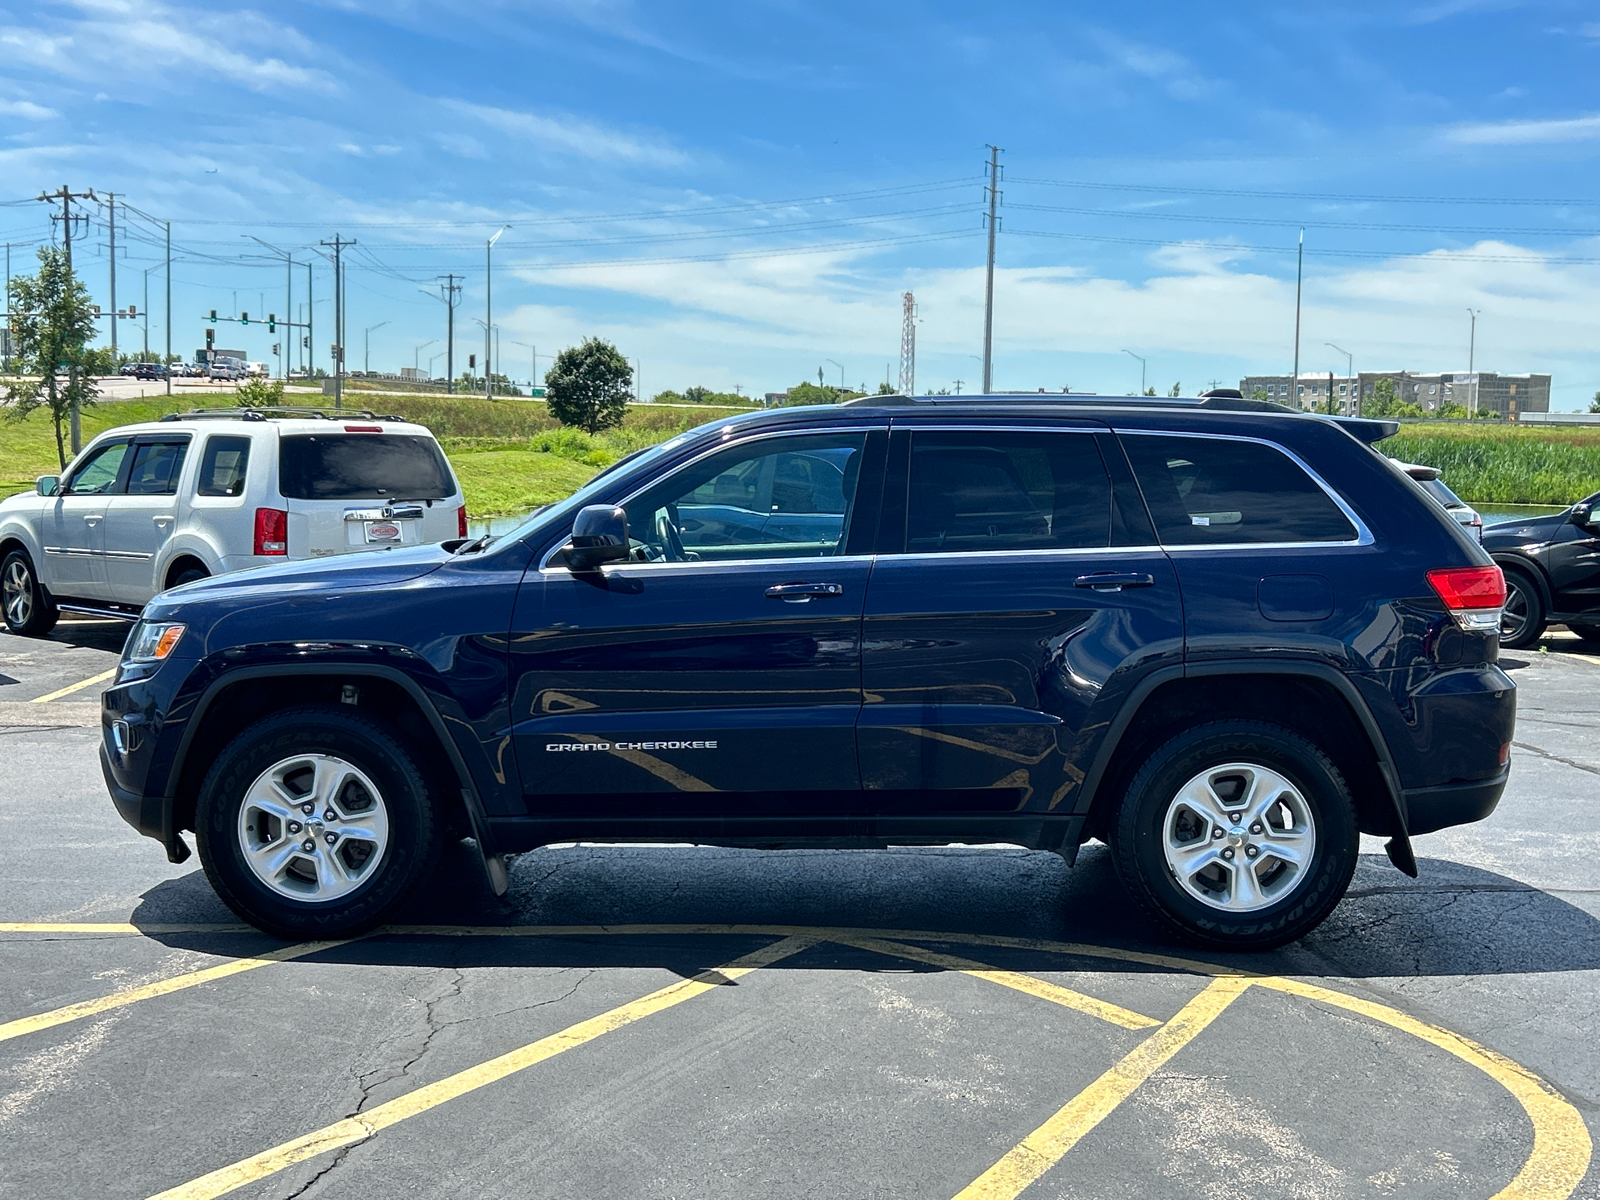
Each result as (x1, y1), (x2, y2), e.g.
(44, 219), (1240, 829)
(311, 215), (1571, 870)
(279, 434), (455, 500)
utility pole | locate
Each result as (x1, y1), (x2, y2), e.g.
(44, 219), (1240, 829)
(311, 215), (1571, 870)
(1467, 308), (1480, 415)
(1327, 370), (1335, 417)
(38, 185), (95, 453)
(1292, 228), (1304, 410)
(485, 226), (509, 400)
(1122, 349), (1146, 395)
(107, 192), (117, 361)
(982, 144), (1002, 394)
(4, 242), (11, 375)
(898, 291), (916, 396)
(306, 262), (314, 379)
(164, 221), (172, 395)
(436, 274), (462, 394)
(319, 234), (355, 409)
(142, 265), (152, 360)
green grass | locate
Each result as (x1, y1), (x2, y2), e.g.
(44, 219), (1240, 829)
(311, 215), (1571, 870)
(0, 392), (747, 517)
(1386, 423), (1600, 505)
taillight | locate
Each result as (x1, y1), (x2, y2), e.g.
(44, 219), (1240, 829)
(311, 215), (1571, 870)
(254, 507), (288, 556)
(1426, 565), (1504, 632)
(458, 506), (469, 538)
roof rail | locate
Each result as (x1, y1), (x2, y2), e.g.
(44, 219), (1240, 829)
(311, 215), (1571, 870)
(156, 406), (404, 423)
(841, 392), (1297, 414)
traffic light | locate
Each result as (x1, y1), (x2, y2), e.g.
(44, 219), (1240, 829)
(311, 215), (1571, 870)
(206, 328), (215, 350)
(241, 312), (249, 325)
(302, 335), (309, 349)
(267, 314), (275, 332)
(128, 303), (136, 318)
(92, 305), (102, 318)
(469, 354), (476, 370)
(209, 309), (217, 321)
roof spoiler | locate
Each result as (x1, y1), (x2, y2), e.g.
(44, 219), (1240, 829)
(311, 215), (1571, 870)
(1330, 415), (1401, 444)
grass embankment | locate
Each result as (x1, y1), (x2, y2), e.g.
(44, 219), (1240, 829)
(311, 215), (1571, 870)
(0, 393), (745, 517)
(1387, 424), (1600, 506)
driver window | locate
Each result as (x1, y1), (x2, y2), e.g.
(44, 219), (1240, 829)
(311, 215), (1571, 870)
(621, 432), (868, 562)
(65, 441), (129, 495)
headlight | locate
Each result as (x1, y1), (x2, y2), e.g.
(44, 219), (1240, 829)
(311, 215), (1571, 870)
(124, 621), (186, 663)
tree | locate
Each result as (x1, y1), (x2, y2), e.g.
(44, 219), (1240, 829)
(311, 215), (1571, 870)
(1364, 377), (1425, 419)
(3, 246), (99, 469)
(876, 381), (897, 395)
(1168, 382), (1182, 397)
(545, 337), (632, 434)
(1249, 388), (1271, 401)
(1143, 386), (1157, 397)
(1588, 391), (1600, 414)
(237, 376), (285, 408)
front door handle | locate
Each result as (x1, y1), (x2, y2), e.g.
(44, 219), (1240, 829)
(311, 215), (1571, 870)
(765, 582), (844, 602)
(1074, 572), (1155, 592)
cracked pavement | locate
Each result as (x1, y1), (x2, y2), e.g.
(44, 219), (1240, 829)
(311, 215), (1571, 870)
(0, 633), (1597, 1198)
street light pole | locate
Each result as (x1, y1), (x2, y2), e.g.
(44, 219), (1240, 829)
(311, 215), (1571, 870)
(1121, 349), (1146, 395)
(1467, 308), (1480, 415)
(414, 339), (437, 373)
(364, 321), (390, 374)
(510, 340), (537, 392)
(1292, 228), (1304, 407)
(1325, 342), (1353, 415)
(826, 359), (845, 389)
(486, 225), (509, 399)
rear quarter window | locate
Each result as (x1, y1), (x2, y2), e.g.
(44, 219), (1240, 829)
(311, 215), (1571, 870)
(197, 435), (251, 497)
(1121, 433), (1358, 545)
(278, 434), (456, 501)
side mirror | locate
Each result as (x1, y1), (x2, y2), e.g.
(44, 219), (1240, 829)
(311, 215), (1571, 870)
(565, 504), (629, 572)
(1570, 503), (1593, 528)
(36, 475), (59, 497)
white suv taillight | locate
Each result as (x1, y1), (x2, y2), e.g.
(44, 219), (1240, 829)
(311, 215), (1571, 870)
(1426, 565), (1505, 632)
(254, 507), (288, 556)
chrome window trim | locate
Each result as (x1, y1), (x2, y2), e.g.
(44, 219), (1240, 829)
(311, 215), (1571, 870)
(537, 424), (882, 572)
(1112, 427), (1375, 549)
(543, 552), (877, 578)
(875, 544), (1165, 564)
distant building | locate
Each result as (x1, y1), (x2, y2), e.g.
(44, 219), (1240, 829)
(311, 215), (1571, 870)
(1239, 371), (1550, 418)
(763, 391), (789, 407)
(400, 367), (425, 381)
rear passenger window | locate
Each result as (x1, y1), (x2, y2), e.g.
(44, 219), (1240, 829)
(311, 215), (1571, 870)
(902, 431), (1111, 553)
(1121, 434), (1358, 545)
(197, 436), (251, 497)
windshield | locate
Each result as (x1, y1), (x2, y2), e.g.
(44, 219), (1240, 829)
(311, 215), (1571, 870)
(481, 437), (685, 549)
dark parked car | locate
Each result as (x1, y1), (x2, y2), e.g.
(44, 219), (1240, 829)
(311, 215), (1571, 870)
(1484, 492), (1600, 648)
(97, 394), (1513, 949)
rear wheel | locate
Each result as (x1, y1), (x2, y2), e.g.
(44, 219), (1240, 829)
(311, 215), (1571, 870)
(168, 565), (208, 590)
(1499, 568), (1546, 650)
(1111, 720), (1359, 950)
(2, 550), (59, 637)
(196, 706), (439, 939)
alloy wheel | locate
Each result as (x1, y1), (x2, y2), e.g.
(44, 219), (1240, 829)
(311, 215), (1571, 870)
(1161, 762), (1318, 913)
(1500, 581), (1530, 641)
(237, 754), (390, 903)
(3, 558), (34, 629)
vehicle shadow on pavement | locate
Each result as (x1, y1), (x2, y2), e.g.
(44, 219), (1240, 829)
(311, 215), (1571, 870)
(41, 618), (130, 654)
(127, 841), (1600, 980)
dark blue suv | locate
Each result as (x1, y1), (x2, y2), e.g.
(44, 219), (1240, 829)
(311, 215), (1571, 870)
(100, 395), (1515, 949)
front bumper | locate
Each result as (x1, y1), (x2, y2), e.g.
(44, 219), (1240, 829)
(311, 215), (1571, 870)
(100, 744), (187, 863)
(1403, 765), (1509, 835)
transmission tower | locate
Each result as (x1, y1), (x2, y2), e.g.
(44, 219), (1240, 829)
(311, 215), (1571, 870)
(898, 291), (916, 396)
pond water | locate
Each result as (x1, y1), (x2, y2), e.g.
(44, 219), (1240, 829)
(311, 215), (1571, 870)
(1475, 502), (1566, 527)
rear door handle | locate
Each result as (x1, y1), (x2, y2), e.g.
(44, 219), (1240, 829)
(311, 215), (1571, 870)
(1074, 572), (1155, 591)
(765, 582), (844, 601)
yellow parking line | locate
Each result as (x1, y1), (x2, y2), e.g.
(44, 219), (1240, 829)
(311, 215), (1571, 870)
(145, 935), (818, 1200)
(0, 922), (251, 934)
(30, 667), (117, 704)
(950, 976), (1253, 1200)
(1255, 976), (1592, 1200)
(840, 935), (1159, 1031)
(0, 939), (351, 1045)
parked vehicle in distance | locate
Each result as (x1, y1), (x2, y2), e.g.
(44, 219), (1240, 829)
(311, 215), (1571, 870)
(209, 357), (246, 381)
(96, 393), (1513, 951)
(1393, 460), (1482, 541)
(119, 363), (139, 376)
(0, 408), (467, 633)
(129, 362), (168, 381)
(1483, 491), (1600, 648)
(247, 362), (270, 378)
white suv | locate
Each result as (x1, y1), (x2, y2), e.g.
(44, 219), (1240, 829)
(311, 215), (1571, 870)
(0, 410), (467, 636)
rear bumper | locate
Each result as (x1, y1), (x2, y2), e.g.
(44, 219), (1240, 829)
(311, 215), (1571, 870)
(1403, 766), (1508, 835)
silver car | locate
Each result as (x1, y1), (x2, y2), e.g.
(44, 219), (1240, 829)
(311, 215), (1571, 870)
(1395, 460), (1482, 541)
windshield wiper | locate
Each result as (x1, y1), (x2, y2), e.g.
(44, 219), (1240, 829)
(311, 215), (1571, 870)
(454, 534), (497, 554)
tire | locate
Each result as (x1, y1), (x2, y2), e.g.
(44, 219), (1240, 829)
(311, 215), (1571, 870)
(1111, 719), (1360, 951)
(169, 566), (208, 590)
(195, 706), (440, 939)
(1567, 626), (1600, 645)
(1499, 568), (1546, 650)
(2, 550), (60, 637)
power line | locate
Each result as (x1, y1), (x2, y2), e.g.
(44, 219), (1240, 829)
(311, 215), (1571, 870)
(1006, 226), (1600, 264)
(1006, 201), (1600, 238)
(1008, 176), (1600, 208)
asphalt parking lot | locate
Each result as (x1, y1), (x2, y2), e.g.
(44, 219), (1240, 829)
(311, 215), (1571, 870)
(2, 619), (1597, 1199)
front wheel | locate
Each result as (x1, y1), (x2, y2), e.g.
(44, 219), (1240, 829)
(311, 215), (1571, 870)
(1111, 720), (1359, 950)
(2, 550), (59, 637)
(196, 706), (439, 939)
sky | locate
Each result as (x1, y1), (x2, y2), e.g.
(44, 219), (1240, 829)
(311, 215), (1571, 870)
(3, 0), (1600, 406)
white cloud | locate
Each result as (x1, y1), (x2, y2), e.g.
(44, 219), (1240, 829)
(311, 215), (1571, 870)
(1087, 29), (1210, 102)
(0, 99), (60, 120)
(1446, 113), (1600, 144)
(445, 98), (688, 167)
